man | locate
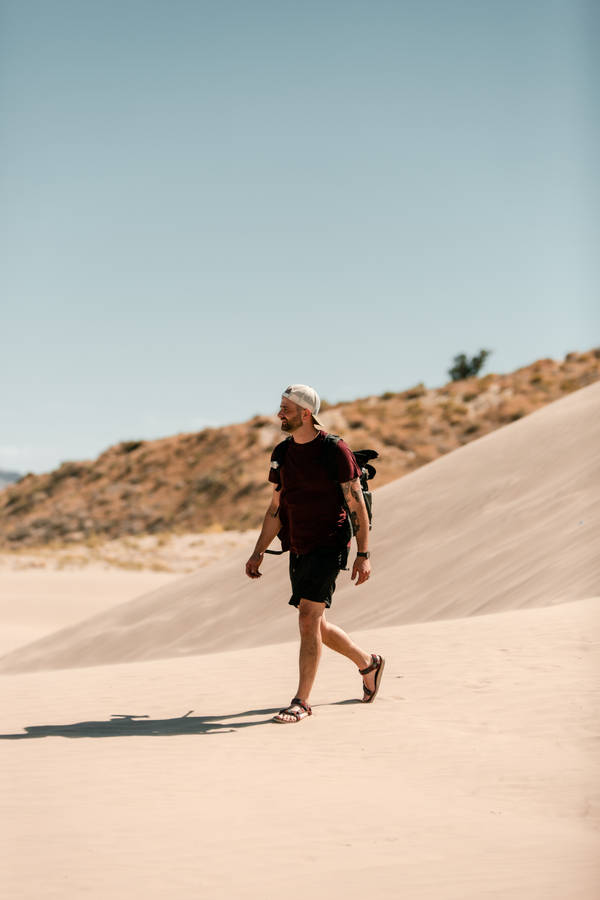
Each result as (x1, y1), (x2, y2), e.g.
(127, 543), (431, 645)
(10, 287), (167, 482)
(245, 384), (385, 724)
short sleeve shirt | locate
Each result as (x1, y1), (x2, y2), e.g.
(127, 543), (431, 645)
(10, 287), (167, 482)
(268, 431), (361, 555)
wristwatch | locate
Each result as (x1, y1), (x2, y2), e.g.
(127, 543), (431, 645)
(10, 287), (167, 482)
(356, 551), (370, 558)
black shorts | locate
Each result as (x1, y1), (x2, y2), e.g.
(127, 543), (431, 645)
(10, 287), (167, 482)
(288, 547), (343, 609)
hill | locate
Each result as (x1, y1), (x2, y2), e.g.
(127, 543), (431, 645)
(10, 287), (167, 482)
(2, 378), (597, 673)
(1, 348), (598, 548)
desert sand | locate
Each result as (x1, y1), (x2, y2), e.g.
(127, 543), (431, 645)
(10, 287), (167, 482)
(1, 382), (599, 899)
(0, 530), (256, 655)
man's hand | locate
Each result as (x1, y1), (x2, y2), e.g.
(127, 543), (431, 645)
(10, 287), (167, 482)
(245, 551), (264, 579)
(245, 487), (280, 580)
(351, 555), (371, 586)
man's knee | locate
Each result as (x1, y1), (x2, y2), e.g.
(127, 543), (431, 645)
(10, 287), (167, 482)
(298, 600), (324, 636)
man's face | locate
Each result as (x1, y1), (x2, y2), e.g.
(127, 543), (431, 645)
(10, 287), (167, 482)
(278, 398), (304, 432)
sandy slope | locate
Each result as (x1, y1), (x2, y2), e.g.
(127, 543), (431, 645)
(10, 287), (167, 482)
(3, 379), (598, 674)
(0, 531), (256, 656)
(0, 569), (176, 655)
(2, 598), (598, 899)
(2, 383), (600, 898)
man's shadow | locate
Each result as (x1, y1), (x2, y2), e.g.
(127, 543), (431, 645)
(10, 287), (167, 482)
(0, 699), (362, 740)
(0, 707), (281, 740)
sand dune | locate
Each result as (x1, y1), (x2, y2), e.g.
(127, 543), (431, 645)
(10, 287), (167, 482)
(0, 531), (256, 655)
(2, 379), (598, 674)
(2, 598), (598, 898)
(3, 382), (599, 898)
(0, 569), (177, 655)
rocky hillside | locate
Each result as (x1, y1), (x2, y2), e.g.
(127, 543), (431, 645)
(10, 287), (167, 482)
(1, 350), (598, 548)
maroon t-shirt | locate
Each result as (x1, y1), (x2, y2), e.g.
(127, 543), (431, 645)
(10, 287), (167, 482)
(268, 431), (361, 555)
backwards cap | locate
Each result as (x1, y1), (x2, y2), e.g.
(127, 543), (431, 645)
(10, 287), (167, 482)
(281, 384), (323, 427)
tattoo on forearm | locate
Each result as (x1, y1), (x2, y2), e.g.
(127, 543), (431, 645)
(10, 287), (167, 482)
(342, 479), (360, 499)
(270, 507), (280, 519)
(342, 479), (363, 536)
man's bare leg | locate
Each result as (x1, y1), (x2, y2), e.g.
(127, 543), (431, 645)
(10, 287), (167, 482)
(275, 599), (324, 723)
(320, 612), (377, 695)
(296, 598), (325, 700)
(276, 605), (380, 721)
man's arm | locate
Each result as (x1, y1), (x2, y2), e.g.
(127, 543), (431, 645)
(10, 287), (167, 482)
(245, 486), (281, 579)
(341, 478), (371, 586)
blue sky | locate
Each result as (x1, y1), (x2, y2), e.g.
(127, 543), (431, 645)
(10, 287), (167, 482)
(1, 0), (598, 474)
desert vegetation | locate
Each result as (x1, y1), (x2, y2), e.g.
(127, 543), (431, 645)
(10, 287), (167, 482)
(0, 349), (598, 549)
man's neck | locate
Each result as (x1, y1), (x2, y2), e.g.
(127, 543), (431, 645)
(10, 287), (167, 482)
(291, 424), (320, 445)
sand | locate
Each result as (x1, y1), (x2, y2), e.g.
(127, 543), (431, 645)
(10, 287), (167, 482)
(0, 569), (176, 655)
(1, 382), (599, 898)
(0, 530), (257, 656)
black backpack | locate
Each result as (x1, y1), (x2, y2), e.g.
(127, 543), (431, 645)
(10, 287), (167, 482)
(265, 434), (378, 559)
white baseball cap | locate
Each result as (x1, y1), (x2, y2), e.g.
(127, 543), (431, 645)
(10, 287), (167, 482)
(281, 384), (323, 427)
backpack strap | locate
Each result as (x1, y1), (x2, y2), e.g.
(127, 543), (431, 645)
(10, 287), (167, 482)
(264, 437), (292, 554)
(321, 433), (342, 481)
(269, 436), (293, 490)
(271, 436), (293, 462)
(322, 436), (379, 485)
(272, 436), (293, 461)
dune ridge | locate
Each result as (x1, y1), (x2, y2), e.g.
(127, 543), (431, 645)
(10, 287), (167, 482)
(2, 379), (598, 674)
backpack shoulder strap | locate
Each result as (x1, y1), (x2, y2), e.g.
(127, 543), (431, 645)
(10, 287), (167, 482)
(265, 437), (292, 555)
(271, 436), (292, 465)
(321, 433), (342, 481)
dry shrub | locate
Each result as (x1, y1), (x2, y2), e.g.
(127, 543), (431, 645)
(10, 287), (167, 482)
(403, 382), (426, 399)
(406, 400), (424, 418)
(560, 379), (578, 393)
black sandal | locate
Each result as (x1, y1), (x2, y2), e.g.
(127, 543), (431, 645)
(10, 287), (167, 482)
(359, 653), (385, 703)
(273, 697), (312, 723)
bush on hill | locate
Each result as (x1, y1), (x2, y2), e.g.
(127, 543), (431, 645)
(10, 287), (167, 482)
(449, 349), (491, 381)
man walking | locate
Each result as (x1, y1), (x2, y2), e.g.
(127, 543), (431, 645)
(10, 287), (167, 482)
(245, 385), (385, 723)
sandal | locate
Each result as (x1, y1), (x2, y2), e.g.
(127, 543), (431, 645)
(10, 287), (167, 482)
(359, 653), (385, 703)
(273, 697), (312, 724)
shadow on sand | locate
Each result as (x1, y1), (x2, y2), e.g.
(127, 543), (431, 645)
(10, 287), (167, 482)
(0, 707), (281, 740)
(0, 698), (363, 740)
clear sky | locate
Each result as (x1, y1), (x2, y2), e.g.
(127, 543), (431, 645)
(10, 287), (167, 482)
(1, 0), (598, 474)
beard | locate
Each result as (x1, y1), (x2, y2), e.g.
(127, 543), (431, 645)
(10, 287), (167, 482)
(280, 413), (302, 432)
